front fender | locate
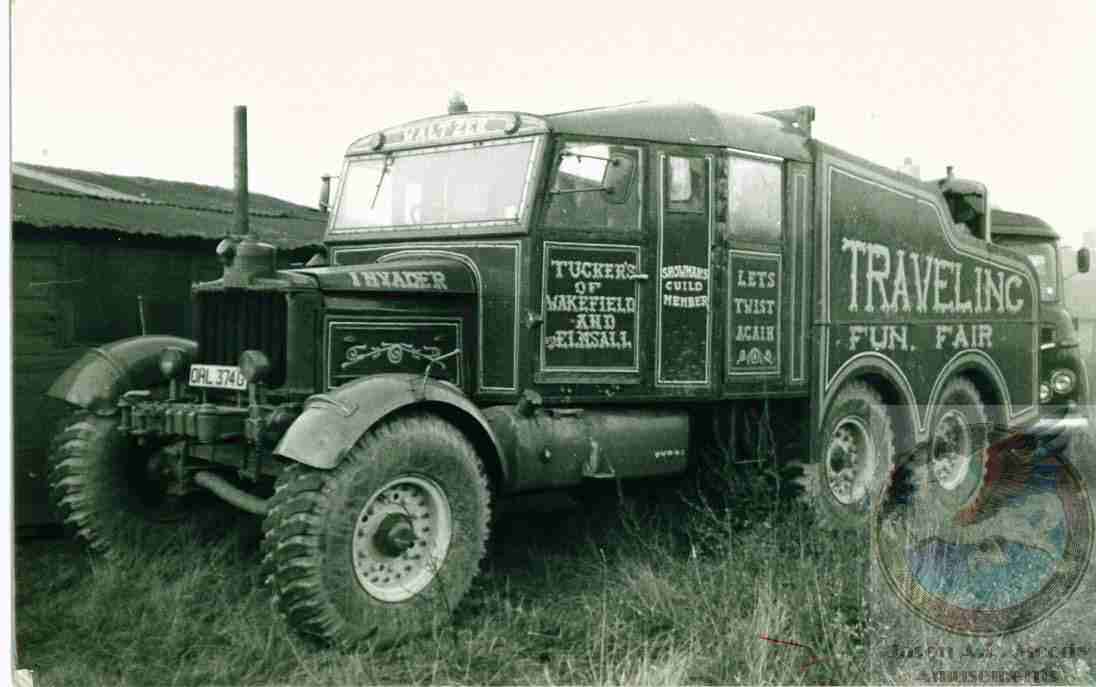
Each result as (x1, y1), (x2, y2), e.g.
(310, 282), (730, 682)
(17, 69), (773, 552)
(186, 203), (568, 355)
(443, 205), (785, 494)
(47, 335), (198, 412)
(274, 373), (508, 482)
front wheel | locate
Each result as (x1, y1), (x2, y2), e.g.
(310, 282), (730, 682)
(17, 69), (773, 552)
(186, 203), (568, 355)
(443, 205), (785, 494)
(811, 381), (896, 530)
(262, 412), (490, 646)
(48, 410), (186, 553)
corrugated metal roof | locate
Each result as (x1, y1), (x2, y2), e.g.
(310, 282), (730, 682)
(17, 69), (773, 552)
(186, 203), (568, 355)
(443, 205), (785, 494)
(12, 163), (327, 248)
(543, 101), (812, 161)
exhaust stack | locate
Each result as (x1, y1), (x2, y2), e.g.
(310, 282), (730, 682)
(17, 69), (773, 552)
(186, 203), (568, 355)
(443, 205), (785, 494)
(219, 105), (276, 287)
(234, 105), (250, 237)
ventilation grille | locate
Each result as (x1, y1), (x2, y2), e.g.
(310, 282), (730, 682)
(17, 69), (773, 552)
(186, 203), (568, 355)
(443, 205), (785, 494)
(195, 291), (288, 388)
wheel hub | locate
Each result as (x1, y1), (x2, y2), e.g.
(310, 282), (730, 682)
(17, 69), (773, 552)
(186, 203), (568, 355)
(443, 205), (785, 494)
(825, 417), (875, 505)
(931, 409), (973, 491)
(351, 475), (452, 603)
(373, 513), (416, 557)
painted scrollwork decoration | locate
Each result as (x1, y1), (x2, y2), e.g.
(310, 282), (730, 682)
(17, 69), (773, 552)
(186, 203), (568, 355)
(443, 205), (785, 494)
(341, 342), (444, 370)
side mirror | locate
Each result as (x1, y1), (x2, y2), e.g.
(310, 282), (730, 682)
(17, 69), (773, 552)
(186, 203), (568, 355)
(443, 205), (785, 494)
(305, 247), (328, 267)
(603, 155), (635, 205)
(1078, 247), (1090, 274)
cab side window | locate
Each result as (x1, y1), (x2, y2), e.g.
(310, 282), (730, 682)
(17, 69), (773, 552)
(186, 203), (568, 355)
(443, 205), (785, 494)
(544, 141), (641, 230)
(724, 155), (782, 242)
(668, 156), (705, 213)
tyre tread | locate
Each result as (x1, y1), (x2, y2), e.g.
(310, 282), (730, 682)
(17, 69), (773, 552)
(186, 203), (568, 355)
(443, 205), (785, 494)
(810, 381), (896, 530)
(262, 412), (490, 645)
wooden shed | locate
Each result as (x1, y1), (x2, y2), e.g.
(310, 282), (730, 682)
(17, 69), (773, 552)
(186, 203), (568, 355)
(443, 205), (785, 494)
(12, 163), (327, 529)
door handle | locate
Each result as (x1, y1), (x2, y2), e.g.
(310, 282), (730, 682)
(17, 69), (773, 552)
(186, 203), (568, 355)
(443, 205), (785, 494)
(629, 273), (650, 281)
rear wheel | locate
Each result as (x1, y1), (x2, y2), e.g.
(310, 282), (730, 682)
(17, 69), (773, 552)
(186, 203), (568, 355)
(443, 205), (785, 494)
(810, 381), (895, 530)
(927, 377), (988, 509)
(262, 412), (490, 646)
(48, 411), (184, 553)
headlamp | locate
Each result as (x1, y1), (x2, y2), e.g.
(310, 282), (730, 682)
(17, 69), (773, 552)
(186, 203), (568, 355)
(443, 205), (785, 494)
(239, 349), (272, 384)
(1050, 369), (1076, 397)
(159, 347), (187, 378)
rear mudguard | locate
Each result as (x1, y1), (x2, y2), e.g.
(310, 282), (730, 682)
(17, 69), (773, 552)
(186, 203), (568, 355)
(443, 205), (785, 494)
(47, 335), (198, 412)
(274, 373), (508, 484)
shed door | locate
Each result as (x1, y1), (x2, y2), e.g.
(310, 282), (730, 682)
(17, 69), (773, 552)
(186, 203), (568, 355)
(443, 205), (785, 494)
(655, 152), (713, 387)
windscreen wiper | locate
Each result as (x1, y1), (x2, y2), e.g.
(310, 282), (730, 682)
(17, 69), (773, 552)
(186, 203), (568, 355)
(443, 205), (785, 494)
(370, 155), (393, 210)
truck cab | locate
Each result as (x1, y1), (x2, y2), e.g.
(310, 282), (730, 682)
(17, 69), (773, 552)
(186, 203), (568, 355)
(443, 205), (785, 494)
(319, 103), (813, 405)
(989, 209), (1089, 418)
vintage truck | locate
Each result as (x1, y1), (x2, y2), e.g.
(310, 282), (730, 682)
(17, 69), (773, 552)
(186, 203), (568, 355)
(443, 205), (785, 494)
(987, 209), (1090, 420)
(47, 102), (1059, 645)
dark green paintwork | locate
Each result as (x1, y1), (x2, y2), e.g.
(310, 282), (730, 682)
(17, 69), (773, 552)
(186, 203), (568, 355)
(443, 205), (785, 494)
(726, 251), (781, 377)
(544, 102), (811, 161)
(991, 210), (1088, 411)
(540, 242), (640, 374)
(298, 257), (478, 294)
(330, 242), (521, 396)
(816, 144), (1038, 434)
(992, 209), (1060, 240)
(88, 101), (1046, 494)
(309, 104), (1039, 426)
(327, 318), (464, 389)
(657, 154), (713, 385)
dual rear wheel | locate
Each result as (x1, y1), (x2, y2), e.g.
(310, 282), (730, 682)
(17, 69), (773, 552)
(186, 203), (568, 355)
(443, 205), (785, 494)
(805, 377), (988, 529)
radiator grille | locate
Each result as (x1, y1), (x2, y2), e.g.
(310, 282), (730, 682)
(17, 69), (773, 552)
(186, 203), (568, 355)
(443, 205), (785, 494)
(195, 291), (288, 388)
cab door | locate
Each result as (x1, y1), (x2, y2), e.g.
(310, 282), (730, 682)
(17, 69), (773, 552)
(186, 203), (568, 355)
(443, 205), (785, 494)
(719, 152), (807, 394)
(531, 138), (650, 397)
(654, 150), (715, 392)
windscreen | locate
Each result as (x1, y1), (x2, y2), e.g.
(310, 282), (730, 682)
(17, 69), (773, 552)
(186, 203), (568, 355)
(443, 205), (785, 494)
(332, 137), (537, 232)
(997, 238), (1059, 302)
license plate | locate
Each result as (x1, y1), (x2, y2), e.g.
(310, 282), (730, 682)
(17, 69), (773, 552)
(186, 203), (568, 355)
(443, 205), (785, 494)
(188, 364), (248, 391)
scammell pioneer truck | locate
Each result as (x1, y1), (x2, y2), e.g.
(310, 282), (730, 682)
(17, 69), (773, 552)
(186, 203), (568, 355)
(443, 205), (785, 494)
(47, 101), (1061, 645)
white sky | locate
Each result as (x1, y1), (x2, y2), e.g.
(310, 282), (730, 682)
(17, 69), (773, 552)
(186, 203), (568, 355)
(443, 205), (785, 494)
(11, 0), (1096, 247)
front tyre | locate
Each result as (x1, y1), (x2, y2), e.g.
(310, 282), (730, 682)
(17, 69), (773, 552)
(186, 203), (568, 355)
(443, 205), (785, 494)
(48, 411), (184, 554)
(813, 381), (895, 530)
(262, 412), (490, 646)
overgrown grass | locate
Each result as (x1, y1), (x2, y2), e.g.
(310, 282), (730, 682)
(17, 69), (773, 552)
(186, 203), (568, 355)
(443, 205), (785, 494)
(16, 459), (871, 686)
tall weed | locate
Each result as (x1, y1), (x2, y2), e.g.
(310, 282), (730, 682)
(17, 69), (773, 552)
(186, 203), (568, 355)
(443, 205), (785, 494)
(18, 447), (873, 685)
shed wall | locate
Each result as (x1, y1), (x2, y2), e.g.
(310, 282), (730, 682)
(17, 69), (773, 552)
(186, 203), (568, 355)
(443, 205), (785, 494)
(13, 228), (315, 528)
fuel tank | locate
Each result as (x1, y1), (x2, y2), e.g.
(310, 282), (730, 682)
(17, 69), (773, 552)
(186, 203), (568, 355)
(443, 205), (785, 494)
(484, 406), (691, 493)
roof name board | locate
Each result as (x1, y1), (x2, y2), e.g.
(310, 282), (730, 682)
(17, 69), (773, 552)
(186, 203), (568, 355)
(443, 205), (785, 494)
(348, 113), (547, 154)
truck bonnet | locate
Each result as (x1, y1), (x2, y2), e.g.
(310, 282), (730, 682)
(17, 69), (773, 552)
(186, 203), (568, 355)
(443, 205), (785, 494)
(295, 256), (478, 295)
